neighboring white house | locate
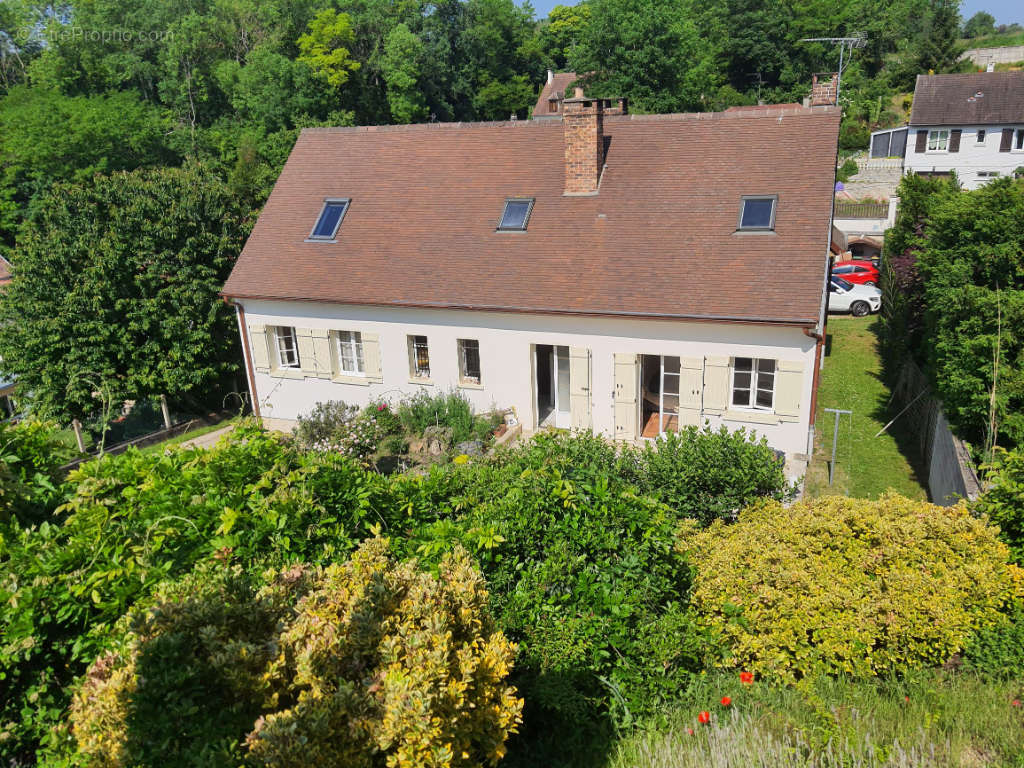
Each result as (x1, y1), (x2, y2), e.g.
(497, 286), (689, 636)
(873, 72), (1024, 190)
(222, 95), (841, 461)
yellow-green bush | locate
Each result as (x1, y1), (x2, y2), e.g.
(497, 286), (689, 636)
(69, 540), (522, 768)
(247, 539), (522, 768)
(678, 493), (1022, 681)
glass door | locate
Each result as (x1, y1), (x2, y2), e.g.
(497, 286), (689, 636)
(554, 345), (571, 429)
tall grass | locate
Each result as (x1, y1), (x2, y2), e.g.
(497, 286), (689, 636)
(609, 673), (1024, 768)
(396, 389), (478, 441)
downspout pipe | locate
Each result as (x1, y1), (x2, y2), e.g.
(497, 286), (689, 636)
(224, 297), (261, 420)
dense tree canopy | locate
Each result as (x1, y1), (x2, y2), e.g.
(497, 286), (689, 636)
(0, 165), (251, 423)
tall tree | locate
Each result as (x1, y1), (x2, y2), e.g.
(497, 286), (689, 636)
(0, 166), (252, 422)
(962, 10), (996, 38)
(914, 0), (964, 74)
(381, 23), (428, 123)
(569, 0), (719, 113)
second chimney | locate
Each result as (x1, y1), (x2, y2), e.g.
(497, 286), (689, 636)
(810, 72), (838, 107)
(563, 87), (604, 195)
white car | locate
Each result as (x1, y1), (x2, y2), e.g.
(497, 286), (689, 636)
(829, 276), (882, 317)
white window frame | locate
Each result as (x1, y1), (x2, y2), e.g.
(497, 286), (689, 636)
(335, 330), (365, 375)
(409, 335), (431, 379)
(273, 326), (300, 369)
(457, 339), (481, 384)
(976, 129), (986, 144)
(497, 198), (535, 231)
(730, 357), (776, 412)
(927, 129), (949, 152)
(1015, 128), (1024, 152)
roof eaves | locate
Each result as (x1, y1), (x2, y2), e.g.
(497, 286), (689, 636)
(219, 292), (818, 327)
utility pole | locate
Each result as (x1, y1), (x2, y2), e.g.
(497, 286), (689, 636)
(823, 407), (852, 485)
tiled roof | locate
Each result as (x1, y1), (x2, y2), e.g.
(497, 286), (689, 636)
(910, 72), (1024, 126)
(222, 106), (841, 325)
(532, 72), (578, 118)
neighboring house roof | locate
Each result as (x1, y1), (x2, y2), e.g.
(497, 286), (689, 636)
(910, 72), (1024, 126)
(222, 105), (841, 326)
(725, 103), (802, 112)
(532, 71), (577, 119)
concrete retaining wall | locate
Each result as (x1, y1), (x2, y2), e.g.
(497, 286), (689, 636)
(961, 45), (1024, 66)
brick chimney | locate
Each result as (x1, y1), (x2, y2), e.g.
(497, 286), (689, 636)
(563, 87), (605, 195)
(810, 73), (838, 107)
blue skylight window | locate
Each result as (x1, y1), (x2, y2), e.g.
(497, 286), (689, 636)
(308, 199), (349, 241)
(738, 196), (777, 231)
(498, 198), (534, 231)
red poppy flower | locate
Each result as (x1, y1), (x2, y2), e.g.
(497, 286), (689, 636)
(720, 696), (732, 707)
(740, 672), (754, 685)
(687, 728), (694, 736)
(1013, 699), (1021, 708)
(904, 696), (910, 703)
(697, 711), (710, 724)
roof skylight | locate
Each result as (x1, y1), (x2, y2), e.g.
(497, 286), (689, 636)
(498, 198), (534, 231)
(308, 199), (349, 241)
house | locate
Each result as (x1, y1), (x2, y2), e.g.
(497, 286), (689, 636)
(873, 71), (1024, 190)
(532, 70), (579, 120)
(221, 91), (840, 465)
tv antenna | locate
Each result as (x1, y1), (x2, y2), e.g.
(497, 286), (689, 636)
(800, 34), (866, 102)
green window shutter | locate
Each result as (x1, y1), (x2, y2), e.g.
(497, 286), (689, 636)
(613, 353), (637, 441)
(702, 355), (730, 413)
(362, 332), (383, 383)
(569, 347), (592, 430)
(248, 325), (270, 373)
(774, 360), (805, 418)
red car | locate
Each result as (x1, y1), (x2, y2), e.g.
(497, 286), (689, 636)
(831, 260), (879, 286)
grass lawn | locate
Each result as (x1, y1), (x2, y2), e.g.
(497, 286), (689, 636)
(804, 316), (927, 501)
(609, 671), (1024, 768)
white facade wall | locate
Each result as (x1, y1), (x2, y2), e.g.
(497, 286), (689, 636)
(904, 124), (1024, 189)
(239, 299), (819, 457)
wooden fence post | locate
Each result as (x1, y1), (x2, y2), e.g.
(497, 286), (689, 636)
(160, 394), (172, 431)
(71, 419), (86, 453)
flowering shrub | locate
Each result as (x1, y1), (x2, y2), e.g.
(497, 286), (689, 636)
(298, 401), (397, 460)
(69, 539), (522, 768)
(680, 493), (1022, 681)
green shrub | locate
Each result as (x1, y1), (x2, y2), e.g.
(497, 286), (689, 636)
(70, 539), (523, 768)
(396, 389), (477, 442)
(680, 493), (1021, 681)
(627, 426), (793, 525)
(838, 119), (870, 150)
(973, 447), (1024, 564)
(964, 599), (1024, 679)
(836, 158), (859, 184)
(0, 425), (383, 763)
(293, 400), (359, 445)
(0, 419), (75, 523)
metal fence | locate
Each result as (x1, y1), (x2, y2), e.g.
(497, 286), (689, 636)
(834, 201), (889, 219)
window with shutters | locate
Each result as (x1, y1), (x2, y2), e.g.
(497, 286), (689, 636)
(408, 335), (430, 378)
(273, 326), (300, 369)
(731, 357), (775, 411)
(927, 129), (949, 151)
(1015, 129), (1024, 151)
(334, 331), (364, 375)
(457, 339), (481, 384)
(977, 129), (986, 143)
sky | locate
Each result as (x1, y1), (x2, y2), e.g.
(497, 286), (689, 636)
(528, 0), (1024, 25)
